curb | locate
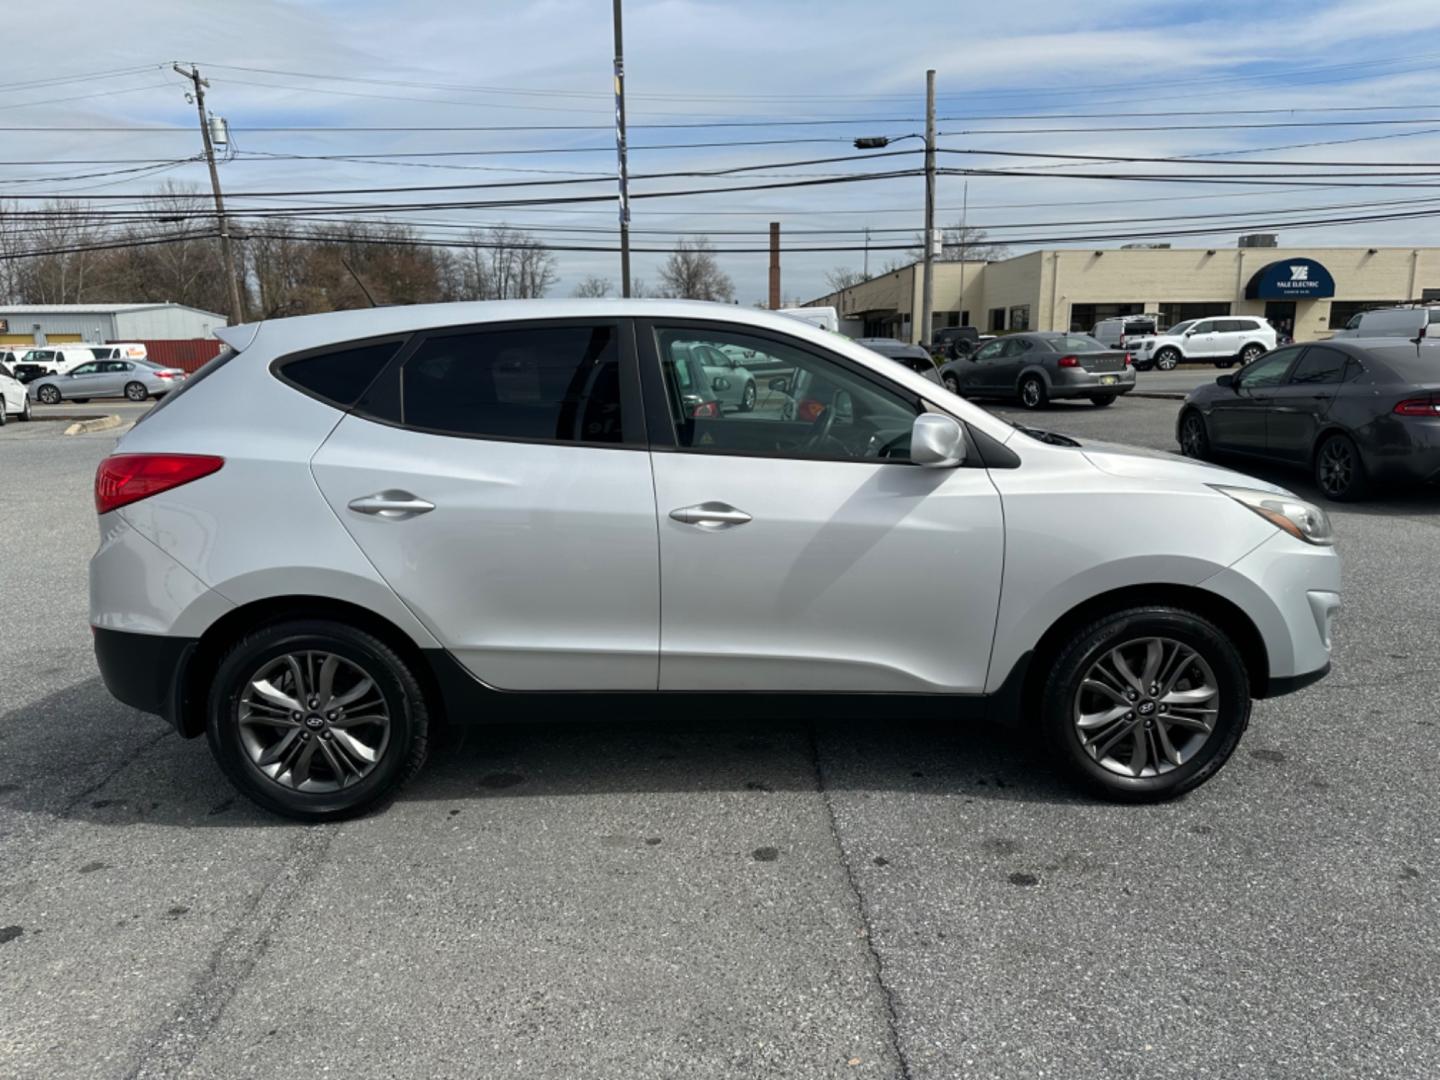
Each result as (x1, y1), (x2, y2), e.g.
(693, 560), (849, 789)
(64, 415), (122, 436)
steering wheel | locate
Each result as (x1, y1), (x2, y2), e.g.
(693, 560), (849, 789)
(803, 399), (838, 450)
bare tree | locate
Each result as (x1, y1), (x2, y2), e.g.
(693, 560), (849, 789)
(658, 237), (734, 302)
(825, 266), (867, 292)
(571, 274), (613, 298)
(911, 223), (1010, 263)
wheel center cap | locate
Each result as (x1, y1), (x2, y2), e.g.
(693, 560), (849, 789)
(304, 715), (325, 730)
(1137, 700), (1156, 716)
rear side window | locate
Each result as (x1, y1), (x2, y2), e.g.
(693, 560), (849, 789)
(401, 325), (623, 444)
(278, 341), (403, 408)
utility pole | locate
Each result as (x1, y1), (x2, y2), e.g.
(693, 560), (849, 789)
(957, 180), (968, 325)
(920, 68), (936, 348)
(863, 226), (870, 277)
(174, 63), (244, 325)
(611, 0), (632, 297)
(768, 222), (780, 309)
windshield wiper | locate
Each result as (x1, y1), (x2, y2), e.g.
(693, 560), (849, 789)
(1009, 420), (1082, 447)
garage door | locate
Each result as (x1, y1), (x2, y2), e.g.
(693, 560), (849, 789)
(0, 334), (35, 345)
(46, 334), (83, 343)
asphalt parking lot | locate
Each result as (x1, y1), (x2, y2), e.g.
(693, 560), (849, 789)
(1, 395), (1437, 1080)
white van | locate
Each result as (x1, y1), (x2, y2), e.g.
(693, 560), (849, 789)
(87, 342), (150, 362)
(15, 345), (97, 375)
(779, 306), (839, 333)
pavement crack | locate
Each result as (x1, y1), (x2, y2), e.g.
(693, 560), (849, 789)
(124, 826), (336, 1080)
(806, 724), (914, 1080)
(62, 727), (174, 817)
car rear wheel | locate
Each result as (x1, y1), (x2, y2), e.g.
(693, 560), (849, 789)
(1042, 607), (1250, 802)
(205, 620), (430, 821)
(19, 396), (30, 421)
(37, 384), (60, 405)
(1238, 344), (1264, 365)
(1155, 348), (1181, 371)
(942, 373), (961, 395)
(124, 381), (148, 402)
(1088, 393), (1116, 407)
(1019, 374), (1048, 409)
(1178, 410), (1211, 460)
(1315, 432), (1367, 501)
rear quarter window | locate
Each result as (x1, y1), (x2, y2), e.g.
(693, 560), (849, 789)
(275, 339), (406, 408)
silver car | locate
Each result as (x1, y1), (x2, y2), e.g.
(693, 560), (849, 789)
(88, 300), (1339, 820)
(29, 357), (186, 404)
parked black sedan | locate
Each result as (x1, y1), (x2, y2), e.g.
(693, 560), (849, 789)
(1177, 337), (1440, 500)
(939, 332), (1135, 408)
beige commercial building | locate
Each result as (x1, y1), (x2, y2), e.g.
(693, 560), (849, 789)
(808, 244), (1440, 344)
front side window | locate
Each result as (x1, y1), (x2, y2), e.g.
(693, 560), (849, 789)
(1238, 346), (1301, 389)
(403, 325), (623, 444)
(974, 340), (1005, 363)
(654, 327), (918, 462)
(1002, 338), (1033, 357)
(1190, 321), (1216, 335)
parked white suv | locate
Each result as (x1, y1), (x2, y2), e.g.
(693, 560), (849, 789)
(1131, 317), (1277, 370)
(89, 300), (1340, 820)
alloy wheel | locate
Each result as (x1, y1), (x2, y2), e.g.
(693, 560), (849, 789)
(1073, 636), (1219, 778)
(1157, 350), (1179, 371)
(1241, 346), (1262, 364)
(237, 651), (391, 792)
(38, 385), (59, 405)
(125, 382), (147, 401)
(943, 374), (960, 394)
(741, 383), (755, 411)
(1021, 378), (1043, 408)
(1180, 414), (1207, 458)
(1317, 437), (1355, 498)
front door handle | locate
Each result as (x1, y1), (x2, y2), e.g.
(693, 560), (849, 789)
(669, 501), (752, 529)
(347, 490), (435, 519)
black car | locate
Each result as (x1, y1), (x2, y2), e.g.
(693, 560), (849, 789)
(10, 363), (47, 384)
(1177, 337), (1440, 500)
(856, 338), (941, 383)
(931, 325), (982, 359)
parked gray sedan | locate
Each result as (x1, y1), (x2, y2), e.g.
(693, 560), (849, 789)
(939, 332), (1135, 409)
(28, 358), (186, 404)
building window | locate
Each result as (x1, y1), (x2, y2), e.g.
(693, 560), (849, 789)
(988, 308), (1006, 332)
(960, 310), (970, 327)
(1157, 302), (1232, 329)
(1328, 300), (1402, 329)
(1008, 305), (1030, 331)
(945, 311), (960, 328)
(1068, 302), (1150, 333)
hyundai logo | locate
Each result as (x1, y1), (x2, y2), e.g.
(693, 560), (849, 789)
(1137, 700), (1156, 716)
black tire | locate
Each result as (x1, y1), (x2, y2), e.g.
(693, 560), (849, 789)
(19, 396), (30, 421)
(0, 402), (6, 426)
(1018, 374), (1048, 409)
(205, 620), (430, 821)
(37, 384), (60, 405)
(1238, 344), (1265, 366)
(1178, 409), (1211, 460)
(1155, 348), (1181, 371)
(1314, 431), (1367, 501)
(1042, 607), (1251, 802)
(942, 373), (961, 395)
(124, 381), (148, 402)
(1088, 393), (1117, 407)
(738, 381), (756, 413)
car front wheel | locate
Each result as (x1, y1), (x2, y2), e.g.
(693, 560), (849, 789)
(1155, 348), (1181, 371)
(205, 619), (430, 821)
(1042, 607), (1250, 802)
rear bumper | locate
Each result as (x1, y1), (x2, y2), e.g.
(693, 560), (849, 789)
(93, 626), (196, 730)
(1049, 370), (1136, 398)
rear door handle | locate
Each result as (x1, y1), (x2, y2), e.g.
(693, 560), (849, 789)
(669, 501), (752, 529)
(347, 490), (435, 519)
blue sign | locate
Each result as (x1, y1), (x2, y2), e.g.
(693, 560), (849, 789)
(1245, 259), (1336, 300)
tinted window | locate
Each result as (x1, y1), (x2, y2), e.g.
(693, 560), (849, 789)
(281, 341), (401, 408)
(1288, 347), (1349, 385)
(1190, 321), (1216, 334)
(1002, 338), (1033, 357)
(1237, 346), (1301, 389)
(1166, 320), (1196, 336)
(403, 326), (622, 443)
(655, 326), (917, 462)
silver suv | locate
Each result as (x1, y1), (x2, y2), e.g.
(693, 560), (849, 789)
(90, 300), (1340, 819)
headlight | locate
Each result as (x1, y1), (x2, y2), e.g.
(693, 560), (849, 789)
(1211, 485), (1335, 545)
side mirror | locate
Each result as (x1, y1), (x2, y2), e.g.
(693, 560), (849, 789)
(767, 376), (789, 393)
(910, 412), (966, 468)
(712, 377), (731, 392)
(1216, 374), (1235, 388)
(1185, 331), (1195, 338)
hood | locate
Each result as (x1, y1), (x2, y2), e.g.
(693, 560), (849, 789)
(1078, 437), (1291, 495)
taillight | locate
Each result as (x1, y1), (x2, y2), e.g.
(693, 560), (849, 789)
(690, 401), (720, 418)
(155, 371), (176, 379)
(1058, 355), (1081, 368)
(1393, 396), (1440, 417)
(1124, 353), (1134, 367)
(95, 454), (223, 514)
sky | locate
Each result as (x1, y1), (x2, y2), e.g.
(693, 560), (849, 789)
(7, 0), (1440, 305)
